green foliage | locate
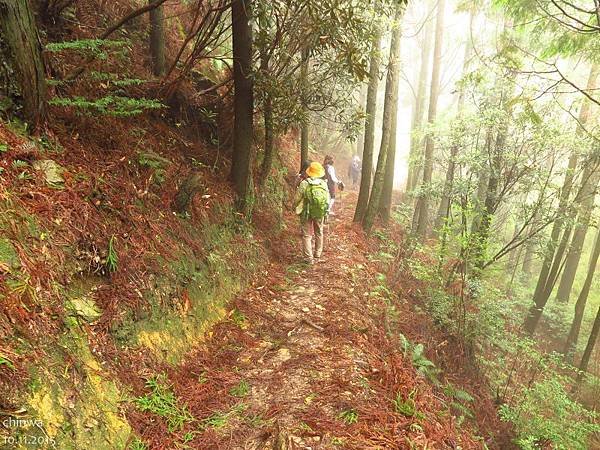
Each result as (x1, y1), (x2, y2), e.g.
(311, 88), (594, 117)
(499, 378), (600, 449)
(410, 343), (439, 383)
(0, 355), (15, 370)
(393, 389), (421, 418)
(200, 403), (246, 430)
(338, 408), (358, 425)
(49, 96), (163, 117)
(46, 39), (129, 59)
(230, 309), (248, 328)
(443, 383), (475, 420)
(229, 379), (250, 397)
(137, 151), (170, 185)
(136, 375), (193, 432)
(7, 275), (37, 304)
(106, 235), (118, 273)
(396, 332), (440, 385)
(128, 437), (147, 450)
(90, 71), (145, 87)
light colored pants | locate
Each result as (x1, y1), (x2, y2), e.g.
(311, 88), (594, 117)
(301, 218), (324, 260)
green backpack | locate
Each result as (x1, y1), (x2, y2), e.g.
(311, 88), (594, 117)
(303, 180), (329, 220)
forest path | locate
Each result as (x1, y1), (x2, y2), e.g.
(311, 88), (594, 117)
(138, 191), (476, 449)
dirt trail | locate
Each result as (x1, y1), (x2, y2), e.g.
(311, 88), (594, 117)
(132, 192), (481, 449)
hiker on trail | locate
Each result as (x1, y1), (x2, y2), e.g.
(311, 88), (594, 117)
(348, 155), (361, 188)
(294, 161), (330, 264)
(296, 160), (311, 187)
(323, 155), (344, 215)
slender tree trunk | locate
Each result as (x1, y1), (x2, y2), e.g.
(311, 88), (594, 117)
(363, 4), (404, 233)
(0, 0), (47, 127)
(379, 105), (398, 223)
(434, 15), (472, 232)
(523, 65), (599, 334)
(577, 304), (600, 381)
(299, 45), (310, 170)
(230, 0), (254, 212)
(149, 0), (166, 76)
(474, 132), (503, 269)
(554, 214), (592, 304)
(555, 157), (600, 303)
(355, 84), (367, 157)
(259, 48), (275, 183)
(524, 162), (600, 334)
(434, 144), (458, 231)
(470, 161), (490, 236)
(564, 225), (600, 362)
(412, 0), (445, 238)
(406, 7), (433, 195)
(259, 93), (274, 183)
(521, 240), (535, 277)
(530, 152), (580, 296)
(354, 26), (382, 223)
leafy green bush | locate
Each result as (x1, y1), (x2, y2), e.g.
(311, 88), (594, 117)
(499, 377), (600, 449)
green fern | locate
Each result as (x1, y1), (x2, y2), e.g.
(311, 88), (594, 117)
(393, 389), (417, 417)
(106, 235), (118, 273)
(49, 96), (163, 117)
(46, 39), (127, 60)
(338, 409), (358, 425)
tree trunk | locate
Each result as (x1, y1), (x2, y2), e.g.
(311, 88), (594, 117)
(434, 15), (472, 232)
(521, 240), (535, 278)
(434, 145), (457, 231)
(523, 65), (599, 334)
(259, 92), (275, 184)
(259, 49), (275, 183)
(230, 0), (254, 212)
(474, 130), (503, 269)
(470, 161), (490, 236)
(411, 0), (445, 238)
(362, 4), (403, 233)
(524, 161), (600, 334)
(406, 6), (433, 195)
(554, 157), (600, 303)
(379, 104), (398, 223)
(530, 152), (580, 299)
(299, 45), (310, 170)
(149, 0), (166, 76)
(564, 225), (600, 362)
(355, 84), (367, 157)
(354, 26), (382, 223)
(0, 0), (47, 127)
(577, 303), (600, 381)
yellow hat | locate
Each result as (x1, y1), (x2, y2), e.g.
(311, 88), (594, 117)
(306, 161), (325, 178)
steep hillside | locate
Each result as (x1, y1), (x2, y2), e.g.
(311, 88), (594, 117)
(0, 103), (289, 448)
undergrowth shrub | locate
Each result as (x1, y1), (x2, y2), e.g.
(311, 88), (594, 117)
(385, 242), (600, 449)
(499, 377), (600, 450)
